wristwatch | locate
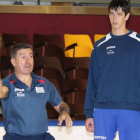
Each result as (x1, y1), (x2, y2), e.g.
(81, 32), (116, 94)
(60, 108), (70, 115)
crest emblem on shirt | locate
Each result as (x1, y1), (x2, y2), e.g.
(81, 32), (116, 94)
(35, 87), (45, 93)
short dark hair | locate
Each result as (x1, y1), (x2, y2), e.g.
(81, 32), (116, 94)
(11, 43), (33, 59)
(108, 0), (131, 16)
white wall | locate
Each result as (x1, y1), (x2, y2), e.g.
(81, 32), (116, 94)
(0, 121), (119, 140)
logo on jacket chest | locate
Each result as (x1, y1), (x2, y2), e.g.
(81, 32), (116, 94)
(106, 46), (116, 55)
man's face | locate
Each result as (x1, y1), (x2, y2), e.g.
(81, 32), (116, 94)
(11, 48), (34, 75)
(109, 7), (130, 31)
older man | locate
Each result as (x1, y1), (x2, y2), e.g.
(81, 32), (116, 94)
(0, 43), (72, 140)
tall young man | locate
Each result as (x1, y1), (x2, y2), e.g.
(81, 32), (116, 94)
(0, 43), (73, 140)
(85, 0), (140, 139)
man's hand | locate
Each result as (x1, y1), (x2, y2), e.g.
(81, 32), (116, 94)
(58, 110), (73, 128)
(85, 118), (94, 132)
(54, 102), (73, 128)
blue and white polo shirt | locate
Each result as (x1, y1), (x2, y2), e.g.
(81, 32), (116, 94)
(1, 72), (62, 136)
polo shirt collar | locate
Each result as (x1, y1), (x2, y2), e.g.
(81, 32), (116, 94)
(11, 71), (37, 85)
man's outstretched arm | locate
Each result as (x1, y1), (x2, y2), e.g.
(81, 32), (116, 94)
(0, 75), (9, 99)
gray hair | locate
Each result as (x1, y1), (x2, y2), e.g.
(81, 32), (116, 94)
(11, 43), (33, 59)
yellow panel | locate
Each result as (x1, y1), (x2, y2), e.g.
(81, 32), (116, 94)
(94, 34), (106, 43)
(64, 34), (93, 57)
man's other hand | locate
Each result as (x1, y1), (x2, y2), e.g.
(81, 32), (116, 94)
(85, 118), (94, 132)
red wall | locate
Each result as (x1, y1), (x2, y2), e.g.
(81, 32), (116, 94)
(0, 14), (139, 46)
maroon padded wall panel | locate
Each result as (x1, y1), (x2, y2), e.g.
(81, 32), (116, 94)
(0, 14), (139, 46)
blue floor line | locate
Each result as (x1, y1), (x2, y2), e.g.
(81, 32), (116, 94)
(0, 120), (85, 127)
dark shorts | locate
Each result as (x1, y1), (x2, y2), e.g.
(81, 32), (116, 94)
(3, 132), (55, 140)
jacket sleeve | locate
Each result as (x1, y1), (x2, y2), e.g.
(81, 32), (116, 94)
(84, 45), (99, 119)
